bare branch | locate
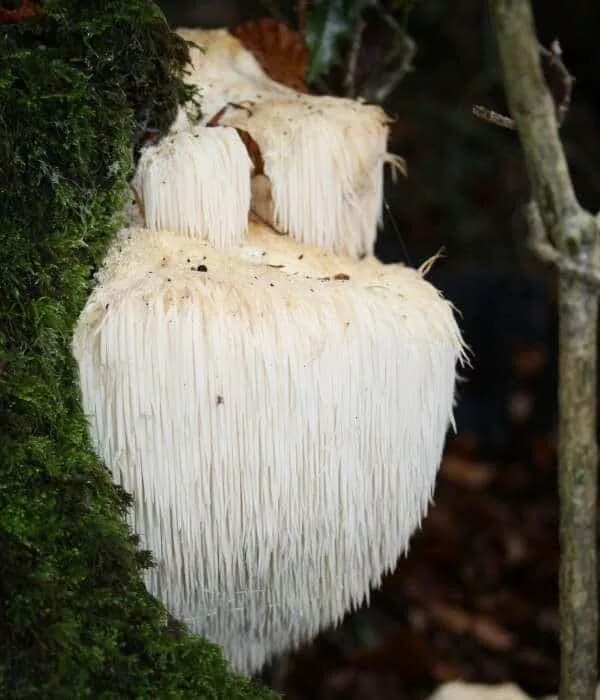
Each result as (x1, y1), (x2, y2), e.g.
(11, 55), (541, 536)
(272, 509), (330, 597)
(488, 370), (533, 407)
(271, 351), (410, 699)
(488, 6), (583, 241)
(472, 105), (515, 130)
(473, 41), (574, 134)
(539, 39), (575, 125)
(343, 18), (365, 98)
(358, 0), (416, 103)
(360, 33), (416, 104)
(372, 0), (403, 33)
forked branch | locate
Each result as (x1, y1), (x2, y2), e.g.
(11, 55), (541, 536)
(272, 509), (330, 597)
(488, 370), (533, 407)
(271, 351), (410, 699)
(488, 3), (599, 699)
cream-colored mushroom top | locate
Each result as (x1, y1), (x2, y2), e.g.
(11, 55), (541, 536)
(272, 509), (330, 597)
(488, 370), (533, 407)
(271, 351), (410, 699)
(80, 219), (460, 349)
(131, 27), (404, 258)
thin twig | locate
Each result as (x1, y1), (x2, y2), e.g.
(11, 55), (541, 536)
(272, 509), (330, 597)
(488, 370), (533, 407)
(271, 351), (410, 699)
(384, 201), (413, 267)
(343, 17), (365, 98)
(473, 39), (574, 131)
(361, 33), (416, 103)
(418, 247), (446, 277)
(539, 39), (575, 125)
(472, 105), (515, 130)
(372, 0), (403, 33)
(206, 101), (255, 126)
(359, 0), (415, 102)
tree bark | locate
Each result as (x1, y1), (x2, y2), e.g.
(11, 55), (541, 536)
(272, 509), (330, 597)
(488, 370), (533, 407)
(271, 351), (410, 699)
(559, 275), (598, 700)
(489, 1), (599, 698)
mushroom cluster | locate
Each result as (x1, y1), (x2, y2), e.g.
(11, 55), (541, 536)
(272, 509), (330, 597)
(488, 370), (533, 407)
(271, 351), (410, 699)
(74, 28), (464, 674)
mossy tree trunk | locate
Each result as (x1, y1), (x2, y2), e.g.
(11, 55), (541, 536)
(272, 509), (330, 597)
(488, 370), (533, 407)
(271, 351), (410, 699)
(0, 4), (273, 696)
(489, 1), (599, 698)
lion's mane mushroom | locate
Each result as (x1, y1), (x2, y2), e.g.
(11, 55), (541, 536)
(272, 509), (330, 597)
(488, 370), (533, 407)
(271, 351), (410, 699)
(232, 97), (393, 256)
(74, 223), (463, 673)
(176, 28), (405, 256)
(134, 126), (252, 245)
(73, 28), (464, 674)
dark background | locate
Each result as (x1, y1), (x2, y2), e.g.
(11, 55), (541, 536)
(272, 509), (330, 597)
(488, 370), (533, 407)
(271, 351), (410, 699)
(158, 2), (600, 697)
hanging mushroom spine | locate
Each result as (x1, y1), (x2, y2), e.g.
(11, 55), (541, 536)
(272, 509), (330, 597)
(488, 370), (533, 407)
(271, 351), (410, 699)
(134, 126), (252, 245)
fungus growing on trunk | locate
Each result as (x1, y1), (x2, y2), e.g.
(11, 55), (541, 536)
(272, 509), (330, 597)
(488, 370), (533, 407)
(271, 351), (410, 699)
(74, 28), (464, 674)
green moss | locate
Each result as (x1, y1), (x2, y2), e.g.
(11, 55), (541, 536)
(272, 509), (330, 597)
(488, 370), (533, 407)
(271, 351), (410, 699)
(0, 2), (273, 697)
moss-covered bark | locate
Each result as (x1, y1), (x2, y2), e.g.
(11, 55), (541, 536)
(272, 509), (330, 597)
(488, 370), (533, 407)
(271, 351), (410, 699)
(0, 2), (273, 697)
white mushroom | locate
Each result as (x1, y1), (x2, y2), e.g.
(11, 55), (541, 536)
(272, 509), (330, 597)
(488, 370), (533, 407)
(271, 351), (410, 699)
(73, 28), (464, 675)
(237, 97), (389, 256)
(74, 222), (463, 673)
(174, 28), (296, 123)
(134, 126), (252, 246)
(176, 28), (402, 257)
